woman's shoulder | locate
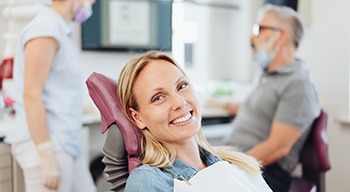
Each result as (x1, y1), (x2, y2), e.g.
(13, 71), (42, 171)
(28, 7), (59, 29)
(130, 164), (157, 173)
(128, 164), (168, 181)
(20, 6), (63, 42)
(125, 164), (173, 191)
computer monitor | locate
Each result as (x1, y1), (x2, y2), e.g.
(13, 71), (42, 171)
(264, 0), (298, 11)
(82, 0), (172, 52)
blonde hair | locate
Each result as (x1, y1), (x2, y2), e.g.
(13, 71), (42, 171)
(118, 51), (261, 173)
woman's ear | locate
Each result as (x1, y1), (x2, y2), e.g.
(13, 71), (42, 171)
(129, 108), (146, 130)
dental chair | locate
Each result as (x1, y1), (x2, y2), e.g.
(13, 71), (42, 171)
(86, 72), (142, 191)
(289, 109), (331, 192)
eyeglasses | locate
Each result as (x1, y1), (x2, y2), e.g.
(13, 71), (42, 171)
(252, 24), (281, 36)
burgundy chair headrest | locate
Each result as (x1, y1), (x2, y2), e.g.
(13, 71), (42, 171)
(300, 109), (331, 171)
(86, 72), (141, 172)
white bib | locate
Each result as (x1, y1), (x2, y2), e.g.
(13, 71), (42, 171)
(174, 161), (272, 192)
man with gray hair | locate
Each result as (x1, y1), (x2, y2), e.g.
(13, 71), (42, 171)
(220, 4), (320, 192)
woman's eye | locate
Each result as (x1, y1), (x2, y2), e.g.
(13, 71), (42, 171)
(152, 94), (165, 102)
(178, 82), (189, 91)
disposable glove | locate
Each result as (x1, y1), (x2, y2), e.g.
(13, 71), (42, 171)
(36, 141), (61, 190)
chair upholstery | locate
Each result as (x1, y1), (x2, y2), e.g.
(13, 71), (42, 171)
(86, 72), (142, 191)
(0, 57), (14, 90)
(299, 109), (330, 171)
(289, 109), (331, 192)
(289, 178), (316, 192)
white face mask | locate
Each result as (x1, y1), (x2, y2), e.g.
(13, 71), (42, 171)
(73, 0), (93, 23)
(254, 33), (280, 70)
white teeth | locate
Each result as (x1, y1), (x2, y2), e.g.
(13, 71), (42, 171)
(173, 113), (192, 124)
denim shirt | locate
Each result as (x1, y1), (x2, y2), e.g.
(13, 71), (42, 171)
(125, 149), (221, 192)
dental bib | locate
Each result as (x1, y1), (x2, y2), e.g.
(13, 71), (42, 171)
(174, 161), (272, 192)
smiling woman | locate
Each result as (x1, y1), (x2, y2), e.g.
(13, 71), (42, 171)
(115, 51), (272, 192)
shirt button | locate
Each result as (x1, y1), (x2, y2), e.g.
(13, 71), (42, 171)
(261, 76), (268, 84)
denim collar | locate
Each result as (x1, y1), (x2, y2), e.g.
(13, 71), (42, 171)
(162, 148), (221, 181)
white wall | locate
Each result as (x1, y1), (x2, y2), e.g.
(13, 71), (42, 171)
(181, 0), (260, 102)
(80, 51), (139, 109)
(298, 0), (350, 191)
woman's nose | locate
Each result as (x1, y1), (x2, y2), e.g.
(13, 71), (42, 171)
(170, 93), (186, 111)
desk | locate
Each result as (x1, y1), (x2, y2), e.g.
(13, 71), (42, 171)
(202, 123), (233, 145)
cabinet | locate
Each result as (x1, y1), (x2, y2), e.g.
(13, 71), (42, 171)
(0, 142), (24, 192)
(0, 143), (12, 191)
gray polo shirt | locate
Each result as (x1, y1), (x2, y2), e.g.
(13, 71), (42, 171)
(223, 59), (320, 173)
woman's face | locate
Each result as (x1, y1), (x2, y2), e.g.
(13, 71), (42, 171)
(74, 0), (95, 7)
(130, 60), (201, 144)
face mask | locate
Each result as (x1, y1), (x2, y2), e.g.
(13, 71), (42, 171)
(73, 0), (93, 23)
(255, 48), (274, 70)
(254, 33), (280, 70)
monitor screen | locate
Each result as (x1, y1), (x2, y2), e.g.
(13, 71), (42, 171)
(82, 0), (172, 52)
(264, 0), (298, 11)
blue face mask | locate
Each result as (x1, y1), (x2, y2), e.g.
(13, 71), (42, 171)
(73, 0), (93, 23)
(255, 48), (274, 70)
(254, 33), (280, 70)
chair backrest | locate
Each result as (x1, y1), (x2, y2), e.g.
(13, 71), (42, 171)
(86, 72), (142, 173)
(0, 57), (14, 90)
(299, 109), (331, 191)
(300, 109), (331, 171)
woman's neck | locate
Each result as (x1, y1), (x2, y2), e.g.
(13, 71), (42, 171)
(173, 140), (207, 170)
(51, 0), (74, 21)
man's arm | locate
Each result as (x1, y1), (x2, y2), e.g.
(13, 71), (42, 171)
(222, 103), (240, 115)
(206, 100), (241, 115)
(246, 121), (302, 166)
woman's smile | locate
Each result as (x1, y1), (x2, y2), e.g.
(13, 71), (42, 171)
(170, 111), (193, 125)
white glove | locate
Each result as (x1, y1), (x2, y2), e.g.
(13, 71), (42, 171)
(36, 141), (61, 190)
